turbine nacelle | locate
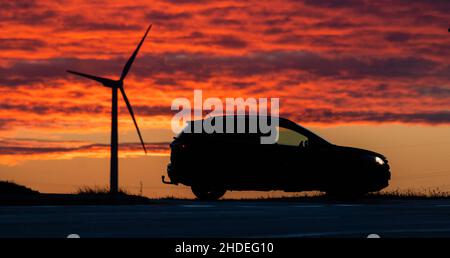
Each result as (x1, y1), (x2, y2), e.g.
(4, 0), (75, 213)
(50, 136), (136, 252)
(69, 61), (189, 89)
(105, 80), (123, 88)
(103, 80), (123, 88)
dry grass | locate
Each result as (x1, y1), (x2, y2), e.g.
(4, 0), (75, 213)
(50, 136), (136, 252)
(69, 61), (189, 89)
(369, 188), (450, 199)
(180, 189), (450, 201)
(76, 186), (134, 196)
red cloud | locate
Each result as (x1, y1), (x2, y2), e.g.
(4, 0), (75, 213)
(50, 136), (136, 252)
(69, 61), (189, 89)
(0, 0), (448, 136)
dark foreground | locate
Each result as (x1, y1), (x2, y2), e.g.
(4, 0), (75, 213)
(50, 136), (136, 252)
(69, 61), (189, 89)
(1, 199), (450, 238)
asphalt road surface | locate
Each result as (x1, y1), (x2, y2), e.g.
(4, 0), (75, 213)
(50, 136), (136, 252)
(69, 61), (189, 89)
(1, 199), (450, 238)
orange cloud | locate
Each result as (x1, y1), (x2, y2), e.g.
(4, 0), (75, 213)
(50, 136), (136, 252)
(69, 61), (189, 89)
(0, 138), (169, 165)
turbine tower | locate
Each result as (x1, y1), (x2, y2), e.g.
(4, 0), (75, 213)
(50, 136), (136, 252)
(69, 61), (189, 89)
(67, 25), (151, 194)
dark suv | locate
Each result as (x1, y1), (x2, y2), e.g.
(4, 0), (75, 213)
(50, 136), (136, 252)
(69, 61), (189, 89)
(163, 115), (391, 200)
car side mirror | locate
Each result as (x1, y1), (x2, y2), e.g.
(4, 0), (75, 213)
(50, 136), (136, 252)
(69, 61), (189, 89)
(298, 140), (311, 148)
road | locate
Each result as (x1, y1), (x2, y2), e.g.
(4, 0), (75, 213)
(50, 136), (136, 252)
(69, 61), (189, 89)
(1, 199), (450, 238)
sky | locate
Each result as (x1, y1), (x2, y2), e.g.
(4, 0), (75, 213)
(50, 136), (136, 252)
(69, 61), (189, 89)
(0, 0), (449, 198)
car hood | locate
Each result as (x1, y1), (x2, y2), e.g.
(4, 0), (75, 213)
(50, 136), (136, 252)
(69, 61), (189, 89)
(331, 145), (386, 160)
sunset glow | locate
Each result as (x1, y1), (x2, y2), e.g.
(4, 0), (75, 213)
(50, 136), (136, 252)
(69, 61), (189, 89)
(0, 0), (449, 197)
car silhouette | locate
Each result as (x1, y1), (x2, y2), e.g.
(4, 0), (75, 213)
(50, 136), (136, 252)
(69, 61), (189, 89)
(163, 115), (391, 200)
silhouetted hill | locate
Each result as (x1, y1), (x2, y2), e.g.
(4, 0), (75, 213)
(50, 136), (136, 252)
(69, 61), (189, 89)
(0, 182), (151, 206)
(0, 181), (39, 195)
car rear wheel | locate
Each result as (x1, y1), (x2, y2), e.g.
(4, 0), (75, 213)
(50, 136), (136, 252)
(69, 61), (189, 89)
(191, 185), (226, 200)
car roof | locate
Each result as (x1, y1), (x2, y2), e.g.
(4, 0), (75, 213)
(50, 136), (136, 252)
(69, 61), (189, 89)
(183, 115), (330, 145)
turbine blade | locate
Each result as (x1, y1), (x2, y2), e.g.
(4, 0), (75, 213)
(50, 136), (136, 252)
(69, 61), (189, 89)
(120, 24), (152, 81)
(119, 86), (147, 154)
(67, 70), (115, 87)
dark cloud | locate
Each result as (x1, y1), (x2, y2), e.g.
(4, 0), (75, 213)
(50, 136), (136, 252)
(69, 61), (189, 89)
(0, 140), (169, 155)
(413, 14), (445, 26)
(0, 38), (47, 51)
(301, 0), (450, 24)
(331, 83), (450, 101)
(207, 35), (248, 49)
(182, 31), (206, 40)
(402, 0), (450, 15)
(263, 28), (289, 35)
(302, 0), (365, 9)
(153, 77), (179, 86)
(145, 10), (194, 30)
(0, 1), (56, 24)
(62, 15), (141, 31)
(132, 105), (176, 117)
(0, 58), (118, 87)
(0, 101), (176, 118)
(302, 0), (450, 13)
(313, 19), (365, 29)
(137, 51), (439, 80)
(0, 51), (443, 88)
(385, 32), (411, 43)
(0, 118), (16, 130)
(0, 102), (108, 115)
(67, 90), (86, 98)
(165, 0), (212, 4)
(230, 82), (255, 88)
(274, 35), (306, 45)
(415, 44), (450, 61)
(2, 9), (57, 24)
(276, 34), (354, 48)
(147, 10), (192, 22)
(209, 18), (242, 26)
(182, 33), (248, 48)
(288, 109), (450, 124)
(199, 6), (242, 17)
(0, 0), (37, 9)
(413, 85), (450, 98)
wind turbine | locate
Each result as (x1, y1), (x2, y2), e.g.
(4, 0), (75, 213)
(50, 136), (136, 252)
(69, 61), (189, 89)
(67, 25), (151, 194)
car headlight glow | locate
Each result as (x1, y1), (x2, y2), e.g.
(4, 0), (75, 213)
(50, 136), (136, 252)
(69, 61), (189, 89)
(374, 156), (385, 165)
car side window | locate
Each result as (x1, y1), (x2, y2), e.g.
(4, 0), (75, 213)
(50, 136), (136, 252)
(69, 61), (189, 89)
(276, 127), (309, 147)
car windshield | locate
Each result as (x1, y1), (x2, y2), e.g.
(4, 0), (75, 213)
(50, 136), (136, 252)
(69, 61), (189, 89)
(277, 127), (309, 146)
(278, 118), (330, 146)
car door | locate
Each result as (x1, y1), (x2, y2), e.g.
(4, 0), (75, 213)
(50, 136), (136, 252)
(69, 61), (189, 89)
(271, 126), (315, 190)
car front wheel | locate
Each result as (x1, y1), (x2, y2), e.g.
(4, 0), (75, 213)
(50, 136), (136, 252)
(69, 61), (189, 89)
(191, 185), (226, 200)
